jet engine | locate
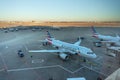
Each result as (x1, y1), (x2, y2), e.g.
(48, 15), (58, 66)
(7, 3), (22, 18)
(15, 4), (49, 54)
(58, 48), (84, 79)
(59, 53), (69, 60)
(42, 42), (51, 46)
(53, 46), (59, 49)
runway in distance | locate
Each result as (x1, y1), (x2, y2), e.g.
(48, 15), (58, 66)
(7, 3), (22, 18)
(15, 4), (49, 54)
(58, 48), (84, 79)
(29, 31), (97, 60)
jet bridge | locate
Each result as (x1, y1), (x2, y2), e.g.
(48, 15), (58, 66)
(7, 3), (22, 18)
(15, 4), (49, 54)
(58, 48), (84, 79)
(106, 47), (119, 57)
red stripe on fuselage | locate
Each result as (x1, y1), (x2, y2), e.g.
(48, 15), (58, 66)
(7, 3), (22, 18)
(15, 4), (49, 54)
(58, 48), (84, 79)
(47, 39), (52, 44)
(92, 34), (98, 38)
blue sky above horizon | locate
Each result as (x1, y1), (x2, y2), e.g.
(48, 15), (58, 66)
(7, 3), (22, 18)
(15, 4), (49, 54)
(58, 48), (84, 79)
(0, 0), (120, 21)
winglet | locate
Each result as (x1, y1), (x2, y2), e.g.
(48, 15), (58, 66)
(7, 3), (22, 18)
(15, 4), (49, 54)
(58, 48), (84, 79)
(74, 37), (81, 45)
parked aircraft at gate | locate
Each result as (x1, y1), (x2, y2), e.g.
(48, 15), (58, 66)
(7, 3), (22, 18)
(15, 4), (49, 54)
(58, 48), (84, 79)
(91, 26), (120, 52)
(29, 31), (97, 60)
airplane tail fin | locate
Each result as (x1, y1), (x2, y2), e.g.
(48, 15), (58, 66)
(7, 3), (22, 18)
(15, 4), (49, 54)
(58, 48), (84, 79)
(91, 26), (100, 38)
(46, 31), (52, 38)
(91, 26), (98, 35)
(46, 31), (56, 41)
(116, 34), (120, 39)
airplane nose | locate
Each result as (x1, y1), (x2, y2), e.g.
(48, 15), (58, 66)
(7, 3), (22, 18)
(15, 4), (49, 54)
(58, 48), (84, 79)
(92, 54), (97, 58)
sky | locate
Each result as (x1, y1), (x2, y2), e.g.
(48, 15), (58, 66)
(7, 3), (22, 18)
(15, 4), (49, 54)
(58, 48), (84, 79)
(0, 0), (120, 21)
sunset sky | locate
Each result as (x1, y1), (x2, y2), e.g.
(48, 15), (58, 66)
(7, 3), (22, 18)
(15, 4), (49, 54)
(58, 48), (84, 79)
(0, 0), (120, 21)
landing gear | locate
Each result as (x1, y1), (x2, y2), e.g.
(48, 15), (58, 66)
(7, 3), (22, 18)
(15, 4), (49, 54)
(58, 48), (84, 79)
(56, 46), (59, 49)
(42, 42), (48, 46)
(42, 42), (51, 46)
(80, 57), (87, 62)
(83, 58), (86, 62)
(17, 50), (24, 58)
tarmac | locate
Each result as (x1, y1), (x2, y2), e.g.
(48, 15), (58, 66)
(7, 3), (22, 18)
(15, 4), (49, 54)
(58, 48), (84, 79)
(0, 26), (120, 80)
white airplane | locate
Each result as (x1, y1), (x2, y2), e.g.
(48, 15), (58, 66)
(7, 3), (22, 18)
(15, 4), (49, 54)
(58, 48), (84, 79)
(91, 26), (120, 46)
(29, 31), (97, 60)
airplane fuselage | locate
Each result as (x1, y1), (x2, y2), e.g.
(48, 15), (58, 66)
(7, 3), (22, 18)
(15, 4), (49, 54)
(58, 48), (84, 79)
(93, 34), (120, 46)
(46, 38), (97, 59)
(29, 31), (97, 60)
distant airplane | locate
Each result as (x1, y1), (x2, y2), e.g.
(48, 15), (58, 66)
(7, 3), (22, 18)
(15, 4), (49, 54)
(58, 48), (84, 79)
(91, 26), (120, 46)
(29, 31), (97, 60)
(91, 26), (120, 55)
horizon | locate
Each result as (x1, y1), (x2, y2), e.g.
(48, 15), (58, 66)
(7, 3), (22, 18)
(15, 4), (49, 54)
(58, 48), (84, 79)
(0, 20), (120, 22)
(0, 0), (120, 21)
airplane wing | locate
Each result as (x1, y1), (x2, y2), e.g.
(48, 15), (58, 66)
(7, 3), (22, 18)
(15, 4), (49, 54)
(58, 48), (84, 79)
(74, 39), (81, 45)
(29, 49), (68, 53)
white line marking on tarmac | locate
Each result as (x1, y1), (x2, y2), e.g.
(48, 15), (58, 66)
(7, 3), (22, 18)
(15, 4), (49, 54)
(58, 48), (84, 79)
(95, 56), (102, 61)
(7, 65), (59, 72)
(0, 53), (8, 71)
(81, 64), (108, 77)
(58, 65), (85, 74)
(72, 67), (84, 73)
(24, 45), (28, 51)
(32, 59), (44, 63)
(7, 65), (85, 74)
(7, 62), (107, 76)
(58, 65), (73, 73)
